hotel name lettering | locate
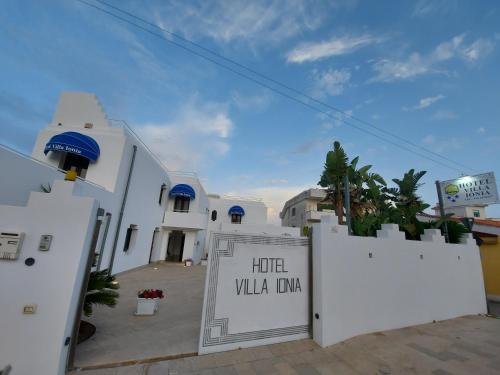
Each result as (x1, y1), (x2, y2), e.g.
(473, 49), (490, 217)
(235, 257), (302, 296)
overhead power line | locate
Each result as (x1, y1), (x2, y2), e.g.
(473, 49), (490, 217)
(76, 0), (474, 174)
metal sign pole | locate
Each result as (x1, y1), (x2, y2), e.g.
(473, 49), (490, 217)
(435, 180), (449, 243)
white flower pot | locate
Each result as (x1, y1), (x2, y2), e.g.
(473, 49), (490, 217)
(185, 260), (193, 267)
(135, 298), (160, 316)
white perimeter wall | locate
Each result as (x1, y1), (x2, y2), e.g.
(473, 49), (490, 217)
(0, 180), (98, 375)
(312, 215), (488, 348)
(219, 223), (300, 237)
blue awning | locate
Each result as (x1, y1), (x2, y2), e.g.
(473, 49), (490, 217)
(169, 184), (196, 199)
(44, 131), (100, 162)
(228, 205), (245, 216)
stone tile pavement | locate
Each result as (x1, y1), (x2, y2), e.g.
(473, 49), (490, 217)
(70, 315), (500, 375)
(74, 263), (205, 368)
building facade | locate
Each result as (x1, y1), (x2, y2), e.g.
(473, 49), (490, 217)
(280, 188), (336, 233)
(2, 92), (273, 274)
(472, 219), (500, 302)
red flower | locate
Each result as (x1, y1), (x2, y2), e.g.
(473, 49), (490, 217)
(138, 289), (165, 299)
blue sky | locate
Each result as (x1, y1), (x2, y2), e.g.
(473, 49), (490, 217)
(1, 0), (499, 222)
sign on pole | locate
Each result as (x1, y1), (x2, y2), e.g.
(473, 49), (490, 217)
(439, 172), (499, 209)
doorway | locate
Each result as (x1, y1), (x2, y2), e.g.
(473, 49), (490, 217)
(166, 230), (185, 262)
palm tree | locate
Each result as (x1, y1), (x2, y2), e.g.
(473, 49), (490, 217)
(347, 157), (386, 218)
(319, 141), (348, 224)
(83, 270), (120, 317)
(386, 169), (430, 239)
(319, 141), (387, 224)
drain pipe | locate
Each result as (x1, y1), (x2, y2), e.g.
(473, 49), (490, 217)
(108, 145), (137, 275)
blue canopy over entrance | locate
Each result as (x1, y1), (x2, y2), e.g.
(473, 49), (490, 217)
(228, 205), (245, 216)
(44, 131), (100, 161)
(169, 184), (196, 199)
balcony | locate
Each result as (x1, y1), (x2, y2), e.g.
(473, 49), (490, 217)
(305, 209), (336, 222)
(162, 210), (207, 230)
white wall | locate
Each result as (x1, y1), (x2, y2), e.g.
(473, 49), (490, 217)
(207, 196), (267, 226)
(199, 232), (310, 354)
(109, 138), (169, 274)
(31, 93), (128, 193)
(166, 174), (209, 215)
(312, 215), (488, 348)
(0, 145), (65, 207)
(219, 223), (300, 237)
(0, 180), (98, 375)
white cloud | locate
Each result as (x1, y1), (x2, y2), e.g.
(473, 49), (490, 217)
(422, 134), (463, 153)
(461, 38), (495, 62)
(477, 127), (486, 134)
(371, 53), (430, 82)
(371, 34), (496, 82)
(135, 99), (233, 171)
(311, 68), (351, 97)
(230, 90), (272, 111)
(412, 0), (457, 17)
(287, 34), (382, 63)
(422, 134), (436, 145)
(333, 109), (354, 126)
(152, 1), (353, 45)
(264, 178), (289, 185)
(402, 94), (445, 111)
(432, 109), (458, 120)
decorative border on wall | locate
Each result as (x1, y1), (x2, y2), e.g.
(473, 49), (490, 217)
(201, 232), (310, 348)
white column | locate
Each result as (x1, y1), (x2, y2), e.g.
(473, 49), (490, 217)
(158, 229), (170, 261)
(181, 231), (196, 261)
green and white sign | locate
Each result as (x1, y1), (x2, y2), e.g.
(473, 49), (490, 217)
(439, 172), (499, 208)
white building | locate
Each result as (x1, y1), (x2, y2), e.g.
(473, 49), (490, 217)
(2, 92), (275, 274)
(280, 188), (336, 232)
(0, 91), (300, 374)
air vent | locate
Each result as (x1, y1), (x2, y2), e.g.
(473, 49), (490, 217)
(84, 122), (93, 129)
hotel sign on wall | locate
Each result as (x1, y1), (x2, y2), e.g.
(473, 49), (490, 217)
(439, 172), (499, 208)
(199, 232), (310, 354)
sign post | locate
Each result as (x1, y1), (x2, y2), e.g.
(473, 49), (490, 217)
(435, 180), (450, 243)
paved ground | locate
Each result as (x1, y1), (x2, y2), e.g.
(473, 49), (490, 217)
(74, 263), (206, 368)
(70, 315), (500, 374)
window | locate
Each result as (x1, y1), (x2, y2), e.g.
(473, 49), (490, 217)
(291, 207), (296, 216)
(473, 210), (480, 218)
(123, 225), (138, 252)
(231, 214), (242, 224)
(58, 152), (90, 178)
(211, 210), (217, 221)
(159, 184), (166, 205)
(174, 196), (190, 212)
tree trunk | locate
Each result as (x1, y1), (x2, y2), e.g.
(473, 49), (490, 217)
(334, 187), (344, 224)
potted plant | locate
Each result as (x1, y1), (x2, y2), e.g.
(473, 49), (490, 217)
(135, 289), (164, 316)
(184, 258), (193, 267)
(79, 270), (120, 343)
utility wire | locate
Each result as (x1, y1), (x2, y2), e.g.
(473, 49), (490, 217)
(76, 0), (468, 173)
(93, 0), (477, 174)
